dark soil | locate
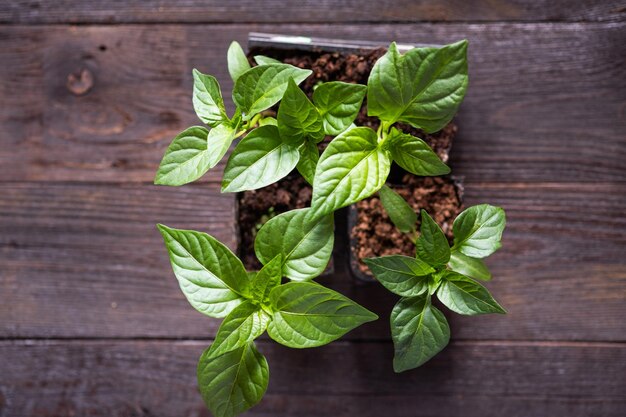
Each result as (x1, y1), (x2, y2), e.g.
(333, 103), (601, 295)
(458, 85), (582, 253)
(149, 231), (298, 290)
(351, 175), (464, 276)
(238, 176), (312, 270)
(238, 47), (459, 271)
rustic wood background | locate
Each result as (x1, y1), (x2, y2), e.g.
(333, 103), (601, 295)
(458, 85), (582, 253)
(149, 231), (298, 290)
(1, 1), (625, 416)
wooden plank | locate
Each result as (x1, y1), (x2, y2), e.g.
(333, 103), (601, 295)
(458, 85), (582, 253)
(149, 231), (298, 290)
(0, 23), (624, 183)
(0, 182), (237, 338)
(1, 1), (624, 24)
(0, 339), (624, 417)
(1, 182), (624, 340)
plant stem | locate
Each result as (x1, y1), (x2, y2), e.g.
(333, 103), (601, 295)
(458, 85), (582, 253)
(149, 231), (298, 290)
(245, 113), (263, 130)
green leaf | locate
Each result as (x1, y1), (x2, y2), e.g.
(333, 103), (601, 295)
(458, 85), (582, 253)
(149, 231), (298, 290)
(312, 81), (367, 136)
(310, 127), (391, 218)
(154, 125), (237, 186)
(296, 140), (319, 185)
(155, 126), (208, 186)
(221, 125), (300, 192)
(208, 301), (270, 357)
(157, 225), (250, 318)
(192, 69), (228, 127)
(198, 342), (268, 417)
(254, 55), (282, 65)
(378, 185), (417, 233)
(367, 41), (468, 133)
(277, 78), (324, 143)
(233, 64), (312, 120)
(387, 128), (450, 176)
(448, 251), (492, 281)
(255, 208), (334, 281)
(428, 271), (444, 295)
(250, 255), (283, 304)
(452, 204), (506, 258)
(437, 271), (506, 315)
(258, 116), (277, 127)
(207, 123), (239, 166)
(227, 41), (251, 82)
(363, 255), (434, 297)
(416, 210), (450, 266)
(391, 296), (450, 372)
(267, 282), (378, 348)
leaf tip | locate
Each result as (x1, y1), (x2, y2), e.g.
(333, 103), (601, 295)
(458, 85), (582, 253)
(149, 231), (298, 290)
(392, 360), (411, 373)
(366, 310), (379, 322)
(220, 179), (233, 193)
(156, 223), (172, 237)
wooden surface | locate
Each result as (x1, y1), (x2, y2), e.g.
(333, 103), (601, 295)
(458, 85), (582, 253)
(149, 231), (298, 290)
(2, 1), (625, 23)
(0, 3), (625, 417)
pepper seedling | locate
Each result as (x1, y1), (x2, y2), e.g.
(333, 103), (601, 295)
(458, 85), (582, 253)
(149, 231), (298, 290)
(154, 38), (497, 417)
(365, 186), (506, 372)
(158, 218), (377, 417)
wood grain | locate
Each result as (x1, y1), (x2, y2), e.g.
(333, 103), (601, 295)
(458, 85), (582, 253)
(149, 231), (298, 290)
(0, 23), (624, 183)
(0, 182), (237, 339)
(1, 182), (624, 340)
(1, 0), (624, 24)
(1, 339), (624, 417)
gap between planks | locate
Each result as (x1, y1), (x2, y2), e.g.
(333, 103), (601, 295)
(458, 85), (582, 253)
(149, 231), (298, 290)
(1, 338), (624, 348)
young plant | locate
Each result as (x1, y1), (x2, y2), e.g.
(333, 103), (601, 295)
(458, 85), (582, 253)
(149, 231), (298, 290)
(307, 41), (468, 220)
(158, 218), (377, 417)
(365, 187), (506, 372)
(154, 38), (498, 416)
(154, 41), (368, 190)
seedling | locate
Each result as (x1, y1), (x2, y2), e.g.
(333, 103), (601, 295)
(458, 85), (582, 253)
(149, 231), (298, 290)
(153, 39), (504, 416)
(365, 186), (506, 372)
(253, 206), (276, 239)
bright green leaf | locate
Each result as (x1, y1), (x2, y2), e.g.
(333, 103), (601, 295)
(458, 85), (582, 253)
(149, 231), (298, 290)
(296, 140), (319, 185)
(428, 272), (444, 295)
(312, 81), (366, 135)
(227, 41), (251, 82)
(192, 69), (228, 127)
(250, 255), (283, 304)
(258, 116), (277, 127)
(437, 271), (505, 315)
(391, 296), (449, 372)
(363, 255), (433, 297)
(198, 342), (268, 417)
(378, 185), (417, 233)
(157, 224), (249, 318)
(208, 301), (270, 357)
(387, 128), (450, 176)
(453, 204), (506, 258)
(207, 123), (239, 167)
(267, 282), (378, 348)
(154, 125), (237, 186)
(233, 64), (312, 120)
(154, 126), (209, 186)
(277, 78), (324, 143)
(310, 127), (391, 219)
(221, 125), (300, 192)
(254, 55), (282, 65)
(448, 251), (492, 281)
(416, 210), (450, 266)
(255, 208), (334, 281)
(367, 41), (468, 133)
